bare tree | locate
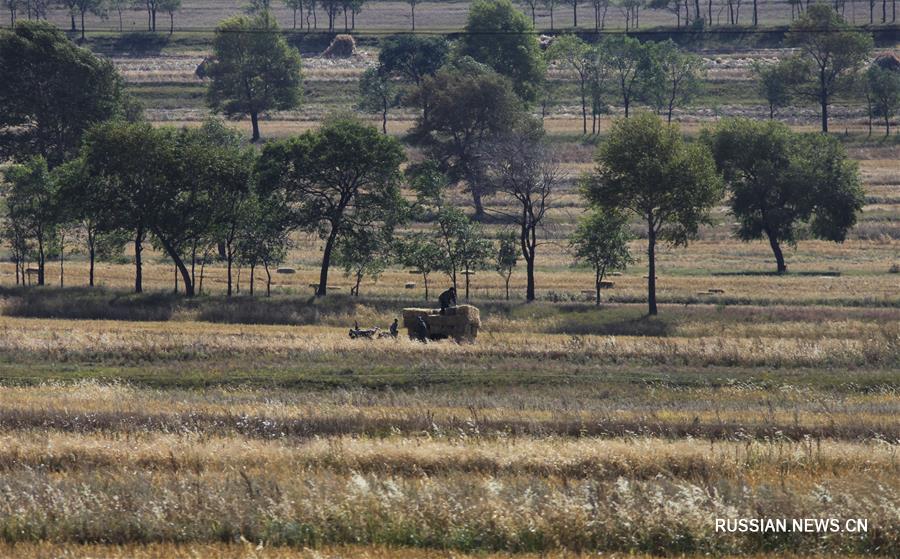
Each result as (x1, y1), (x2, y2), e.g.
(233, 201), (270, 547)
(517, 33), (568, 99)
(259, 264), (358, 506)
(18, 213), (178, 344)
(484, 123), (562, 301)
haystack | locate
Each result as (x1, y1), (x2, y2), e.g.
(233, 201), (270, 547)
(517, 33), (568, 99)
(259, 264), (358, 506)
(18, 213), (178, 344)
(402, 305), (481, 342)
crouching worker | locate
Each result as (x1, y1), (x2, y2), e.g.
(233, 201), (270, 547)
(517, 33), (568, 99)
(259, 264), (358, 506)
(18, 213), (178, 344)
(438, 287), (457, 315)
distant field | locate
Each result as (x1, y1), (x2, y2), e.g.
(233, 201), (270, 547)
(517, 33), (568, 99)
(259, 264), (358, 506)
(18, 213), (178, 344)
(1, 5), (898, 558)
(27, 0), (896, 36)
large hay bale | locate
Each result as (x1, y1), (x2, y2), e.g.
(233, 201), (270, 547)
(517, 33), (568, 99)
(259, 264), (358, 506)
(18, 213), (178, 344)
(323, 34), (355, 57)
(402, 305), (480, 341)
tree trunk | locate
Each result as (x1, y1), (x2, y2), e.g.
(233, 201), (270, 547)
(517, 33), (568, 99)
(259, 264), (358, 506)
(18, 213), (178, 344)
(249, 264), (255, 296)
(820, 94), (828, 133)
(134, 227), (143, 293)
(226, 244), (234, 297)
(464, 266), (471, 301)
(174, 264), (178, 293)
(265, 263), (272, 296)
(411, 2), (415, 30)
(88, 232), (95, 287)
(472, 187), (485, 220)
(250, 111), (261, 142)
(80, 10), (85, 41)
(59, 234), (64, 288)
(580, 77), (588, 134)
(152, 9), (156, 31)
(764, 226), (786, 273)
(37, 238), (44, 286)
(199, 256), (207, 294)
(71, 11), (76, 31)
(595, 267), (601, 306)
(382, 99), (388, 134)
(317, 226), (339, 296)
(422, 272), (429, 300)
(155, 232), (195, 296)
(647, 221), (657, 315)
(169, 12), (174, 34)
(505, 274), (511, 300)
(572, 0), (577, 27)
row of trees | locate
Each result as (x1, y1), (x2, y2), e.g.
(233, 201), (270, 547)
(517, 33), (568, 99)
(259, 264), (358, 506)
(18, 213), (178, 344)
(2, 109), (863, 312)
(8, 0), (894, 35)
(0, 12), (869, 313)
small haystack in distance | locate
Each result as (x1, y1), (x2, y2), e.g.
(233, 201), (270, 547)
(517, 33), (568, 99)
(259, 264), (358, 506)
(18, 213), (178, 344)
(402, 305), (481, 342)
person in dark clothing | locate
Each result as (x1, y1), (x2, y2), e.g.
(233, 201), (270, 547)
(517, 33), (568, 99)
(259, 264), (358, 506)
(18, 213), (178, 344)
(415, 316), (430, 342)
(389, 318), (399, 338)
(438, 287), (457, 315)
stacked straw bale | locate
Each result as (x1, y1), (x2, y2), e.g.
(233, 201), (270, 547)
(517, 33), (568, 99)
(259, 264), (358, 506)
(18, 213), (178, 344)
(402, 305), (481, 342)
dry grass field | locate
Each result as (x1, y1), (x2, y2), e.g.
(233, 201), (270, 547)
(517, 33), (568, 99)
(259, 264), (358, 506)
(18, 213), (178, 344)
(1, 5), (899, 558)
(31, 0), (894, 36)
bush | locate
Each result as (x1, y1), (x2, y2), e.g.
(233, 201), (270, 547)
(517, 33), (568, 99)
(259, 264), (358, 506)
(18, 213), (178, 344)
(323, 34), (355, 57)
(890, 263), (900, 274)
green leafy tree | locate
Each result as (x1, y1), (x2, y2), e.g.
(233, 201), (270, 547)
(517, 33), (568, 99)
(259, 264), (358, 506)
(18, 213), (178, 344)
(752, 60), (794, 120)
(358, 67), (398, 134)
(2, 157), (58, 286)
(79, 122), (176, 293)
(73, 0), (105, 41)
(543, 0), (557, 29)
(396, 233), (443, 301)
(141, 0), (160, 31)
(598, 34), (646, 118)
(0, 21), (125, 167)
(582, 113), (723, 315)
(784, 4), (873, 133)
(641, 39), (704, 123)
(206, 12), (303, 142)
(159, 0), (181, 34)
(378, 35), (449, 87)
(54, 156), (104, 287)
(257, 116), (405, 297)
(459, 0), (546, 103)
(237, 193), (292, 297)
(519, 0), (539, 26)
(485, 122), (561, 301)
(109, 0), (130, 31)
(457, 220), (492, 302)
(867, 62), (899, 136)
(283, 0), (304, 28)
(495, 230), (518, 300)
(334, 227), (391, 296)
(704, 118), (864, 274)
(570, 208), (633, 305)
(170, 121), (255, 297)
(378, 35), (448, 120)
(434, 207), (484, 297)
(405, 0), (418, 29)
(410, 59), (526, 218)
(548, 34), (594, 134)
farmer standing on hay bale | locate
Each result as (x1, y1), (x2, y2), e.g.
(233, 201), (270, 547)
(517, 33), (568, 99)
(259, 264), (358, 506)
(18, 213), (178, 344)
(438, 287), (457, 315)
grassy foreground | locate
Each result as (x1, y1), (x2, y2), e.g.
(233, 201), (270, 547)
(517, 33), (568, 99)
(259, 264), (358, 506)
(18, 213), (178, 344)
(0, 289), (897, 557)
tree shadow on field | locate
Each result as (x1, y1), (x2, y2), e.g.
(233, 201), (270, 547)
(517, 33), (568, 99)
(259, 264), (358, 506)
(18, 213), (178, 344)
(544, 307), (674, 337)
(0, 286), (177, 321)
(710, 271), (841, 277)
(110, 33), (170, 56)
